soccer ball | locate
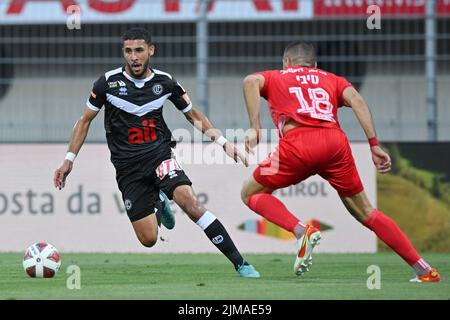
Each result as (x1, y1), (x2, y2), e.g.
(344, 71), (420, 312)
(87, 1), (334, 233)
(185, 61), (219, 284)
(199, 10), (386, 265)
(22, 242), (61, 278)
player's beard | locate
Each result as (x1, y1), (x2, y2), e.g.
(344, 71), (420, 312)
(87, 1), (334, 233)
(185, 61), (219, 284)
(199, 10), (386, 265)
(129, 58), (150, 79)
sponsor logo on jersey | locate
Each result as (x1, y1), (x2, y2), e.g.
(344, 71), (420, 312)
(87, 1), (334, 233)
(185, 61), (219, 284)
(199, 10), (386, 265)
(119, 86), (128, 96)
(108, 80), (127, 89)
(156, 159), (182, 180)
(128, 119), (157, 144)
(152, 84), (163, 95)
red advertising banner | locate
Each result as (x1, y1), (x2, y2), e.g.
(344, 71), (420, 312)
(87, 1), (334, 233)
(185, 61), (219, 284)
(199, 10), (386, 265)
(0, 0), (313, 24)
(314, 0), (450, 17)
(0, 1), (448, 24)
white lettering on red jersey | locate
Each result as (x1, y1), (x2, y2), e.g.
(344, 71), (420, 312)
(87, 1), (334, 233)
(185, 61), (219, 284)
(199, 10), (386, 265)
(257, 67), (352, 135)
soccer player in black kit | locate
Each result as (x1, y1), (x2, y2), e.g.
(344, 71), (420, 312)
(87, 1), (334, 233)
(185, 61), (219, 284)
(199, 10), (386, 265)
(53, 28), (260, 278)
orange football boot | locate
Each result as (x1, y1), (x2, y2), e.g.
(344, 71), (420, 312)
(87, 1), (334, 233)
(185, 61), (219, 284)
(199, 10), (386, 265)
(294, 225), (322, 276)
(410, 268), (441, 283)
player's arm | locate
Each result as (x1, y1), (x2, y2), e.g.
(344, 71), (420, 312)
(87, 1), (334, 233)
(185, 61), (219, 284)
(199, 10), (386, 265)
(53, 107), (98, 189)
(242, 73), (265, 154)
(342, 86), (391, 173)
(184, 107), (248, 166)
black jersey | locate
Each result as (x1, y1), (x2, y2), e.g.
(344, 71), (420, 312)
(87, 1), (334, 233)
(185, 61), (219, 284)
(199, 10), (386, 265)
(87, 67), (191, 169)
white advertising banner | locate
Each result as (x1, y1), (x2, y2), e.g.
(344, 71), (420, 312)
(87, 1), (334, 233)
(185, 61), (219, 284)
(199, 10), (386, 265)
(0, 143), (376, 253)
(0, 0), (313, 24)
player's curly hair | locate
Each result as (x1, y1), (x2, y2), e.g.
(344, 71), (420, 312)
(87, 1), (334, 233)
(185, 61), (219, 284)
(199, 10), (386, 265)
(283, 41), (316, 67)
(122, 27), (152, 45)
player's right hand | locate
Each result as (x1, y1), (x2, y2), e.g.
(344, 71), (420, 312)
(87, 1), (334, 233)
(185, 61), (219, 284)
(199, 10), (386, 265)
(223, 142), (249, 167)
(371, 146), (391, 173)
(245, 128), (260, 155)
(53, 160), (73, 190)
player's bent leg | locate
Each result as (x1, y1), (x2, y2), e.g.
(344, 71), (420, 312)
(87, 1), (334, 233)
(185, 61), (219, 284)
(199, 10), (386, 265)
(242, 177), (305, 234)
(242, 177), (319, 276)
(243, 177), (310, 238)
(172, 185), (260, 278)
(241, 177), (273, 205)
(172, 185), (206, 222)
(131, 213), (159, 248)
(339, 190), (374, 223)
(341, 190), (440, 282)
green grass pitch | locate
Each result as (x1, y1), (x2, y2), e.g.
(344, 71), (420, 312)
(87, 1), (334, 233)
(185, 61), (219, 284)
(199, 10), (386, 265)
(0, 252), (448, 300)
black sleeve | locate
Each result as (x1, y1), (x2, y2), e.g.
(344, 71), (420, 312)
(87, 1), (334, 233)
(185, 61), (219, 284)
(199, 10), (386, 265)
(168, 78), (192, 113)
(86, 75), (107, 111)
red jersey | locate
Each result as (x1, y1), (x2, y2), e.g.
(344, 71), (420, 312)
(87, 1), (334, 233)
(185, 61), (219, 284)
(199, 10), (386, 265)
(257, 67), (353, 135)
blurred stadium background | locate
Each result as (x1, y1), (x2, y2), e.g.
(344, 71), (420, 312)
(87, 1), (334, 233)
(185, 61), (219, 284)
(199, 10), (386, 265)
(0, 1), (449, 255)
(1, 0), (449, 142)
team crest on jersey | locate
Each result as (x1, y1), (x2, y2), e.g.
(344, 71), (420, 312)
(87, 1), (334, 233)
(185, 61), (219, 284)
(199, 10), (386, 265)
(152, 84), (163, 95)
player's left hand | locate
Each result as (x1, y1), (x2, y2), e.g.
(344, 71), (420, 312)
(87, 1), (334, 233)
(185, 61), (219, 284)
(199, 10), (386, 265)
(223, 142), (249, 167)
(371, 146), (391, 173)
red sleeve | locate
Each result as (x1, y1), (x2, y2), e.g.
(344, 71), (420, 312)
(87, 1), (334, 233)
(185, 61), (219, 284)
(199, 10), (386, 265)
(336, 76), (353, 107)
(255, 70), (273, 99)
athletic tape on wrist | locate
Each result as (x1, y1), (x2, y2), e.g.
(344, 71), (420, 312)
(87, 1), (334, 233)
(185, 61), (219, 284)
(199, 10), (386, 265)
(65, 152), (77, 162)
(215, 136), (228, 147)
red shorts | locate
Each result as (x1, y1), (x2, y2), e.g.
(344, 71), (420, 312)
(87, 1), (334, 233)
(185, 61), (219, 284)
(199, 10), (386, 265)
(253, 126), (364, 197)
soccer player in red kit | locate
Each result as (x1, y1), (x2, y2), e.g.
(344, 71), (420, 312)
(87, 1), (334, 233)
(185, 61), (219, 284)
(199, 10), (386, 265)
(240, 42), (440, 282)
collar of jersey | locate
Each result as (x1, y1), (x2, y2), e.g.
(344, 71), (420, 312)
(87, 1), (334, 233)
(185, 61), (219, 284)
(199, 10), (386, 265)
(122, 69), (155, 88)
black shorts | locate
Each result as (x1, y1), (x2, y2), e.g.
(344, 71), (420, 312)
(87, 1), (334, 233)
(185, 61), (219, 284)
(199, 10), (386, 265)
(116, 155), (192, 222)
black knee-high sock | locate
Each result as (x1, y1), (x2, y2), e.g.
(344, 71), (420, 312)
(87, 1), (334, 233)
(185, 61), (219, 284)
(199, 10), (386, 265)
(197, 211), (247, 270)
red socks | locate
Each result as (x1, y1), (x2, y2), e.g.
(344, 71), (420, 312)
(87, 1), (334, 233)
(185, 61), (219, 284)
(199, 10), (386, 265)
(248, 195), (422, 267)
(248, 194), (306, 233)
(364, 209), (420, 266)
